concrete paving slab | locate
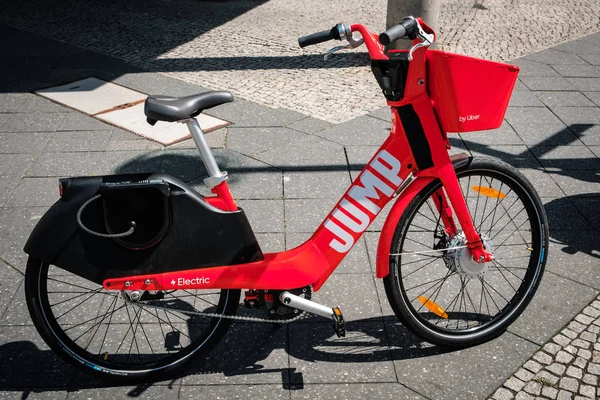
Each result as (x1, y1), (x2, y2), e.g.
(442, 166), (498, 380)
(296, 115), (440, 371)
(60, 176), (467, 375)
(286, 117), (333, 134)
(57, 111), (113, 131)
(545, 230), (600, 290)
(530, 145), (600, 171)
(508, 272), (599, 344)
(236, 199), (284, 233)
(254, 136), (347, 170)
(183, 322), (289, 385)
(290, 383), (426, 399)
(512, 59), (561, 77)
(288, 321), (396, 382)
(315, 115), (391, 146)
(284, 198), (336, 233)
(508, 91), (545, 107)
(462, 143), (543, 168)
(27, 152), (103, 177)
(44, 130), (112, 152)
(210, 98), (306, 128)
(0, 206), (49, 272)
(226, 127), (311, 157)
(550, 106), (600, 125)
(0, 132), (51, 154)
(0, 390), (67, 399)
(547, 170), (600, 197)
(179, 384), (289, 399)
(580, 54), (600, 65)
(569, 196), (600, 230)
(0, 261), (23, 320)
(283, 170), (350, 199)
(460, 123), (524, 146)
(518, 168), (565, 198)
(510, 122), (581, 146)
(0, 325), (76, 388)
(524, 49), (588, 65)
(551, 64), (600, 78)
(96, 150), (163, 175)
(0, 113), (66, 133)
(6, 178), (59, 207)
(68, 385), (179, 399)
(254, 233), (286, 253)
(505, 107), (564, 125)
(389, 328), (538, 400)
(565, 77), (600, 91)
(543, 197), (594, 230)
(35, 77), (147, 115)
(536, 91), (596, 107)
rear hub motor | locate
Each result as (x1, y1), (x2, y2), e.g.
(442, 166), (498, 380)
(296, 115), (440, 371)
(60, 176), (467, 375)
(444, 232), (494, 278)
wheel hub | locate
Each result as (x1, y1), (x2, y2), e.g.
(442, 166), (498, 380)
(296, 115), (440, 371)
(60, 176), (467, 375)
(444, 232), (494, 278)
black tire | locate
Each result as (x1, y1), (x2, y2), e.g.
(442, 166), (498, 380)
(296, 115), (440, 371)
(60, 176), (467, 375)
(25, 257), (240, 381)
(383, 157), (548, 347)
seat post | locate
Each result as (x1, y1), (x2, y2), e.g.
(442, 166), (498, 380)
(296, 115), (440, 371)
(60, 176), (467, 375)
(185, 118), (227, 188)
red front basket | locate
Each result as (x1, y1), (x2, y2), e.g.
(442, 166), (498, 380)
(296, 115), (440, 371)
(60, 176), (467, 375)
(426, 50), (519, 133)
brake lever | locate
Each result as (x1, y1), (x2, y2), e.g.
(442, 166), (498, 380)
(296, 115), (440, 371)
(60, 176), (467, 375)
(408, 17), (435, 61)
(324, 24), (364, 61)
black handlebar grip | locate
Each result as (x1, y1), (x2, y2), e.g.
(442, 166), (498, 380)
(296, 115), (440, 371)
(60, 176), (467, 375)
(379, 17), (418, 46)
(298, 29), (334, 48)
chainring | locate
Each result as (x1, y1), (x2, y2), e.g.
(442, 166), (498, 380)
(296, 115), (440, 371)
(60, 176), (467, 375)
(256, 286), (312, 321)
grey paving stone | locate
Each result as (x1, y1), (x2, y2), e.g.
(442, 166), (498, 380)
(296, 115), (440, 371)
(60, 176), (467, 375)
(345, 145), (381, 168)
(390, 331), (537, 400)
(0, 206), (49, 272)
(551, 107), (600, 125)
(0, 93), (70, 113)
(547, 171), (600, 197)
(284, 198), (337, 233)
(254, 136), (347, 170)
(513, 59), (561, 77)
(508, 272), (599, 344)
(0, 112), (66, 133)
(0, 325), (76, 388)
(508, 91), (545, 107)
(552, 64), (600, 78)
(462, 143), (542, 168)
(510, 122), (580, 146)
(524, 49), (588, 65)
(254, 233), (285, 253)
(367, 107), (392, 122)
(520, 77), (576, 91)
(210, 98), (306, 128)
(299, 274), (382, 322)
(288, 321), (396, 383)
(505, 107), (563, 125)
(0, 260), (23, 320)
(583, 91), (600, 106)
(460, 123), (524, 145)
(158, 149), (207, 181)
(112, 72), (209, 98)
(109, 127), (145, 141)
(106, 138), (164, 151)
(98, 150), (163, 175)
(566, 78), (600, 91)
(570, 197), (600, 230)
(182, 322), (289, 385)
(290, 383), (425, 399)
(179, 384), (288, 399)
(0, 390), (67, 399)
(283, 170), (350, 199)
(227, 127), (312, 157)
(56, 112), (111, 131)
(0, 132), (51, 154)
(555, 40), (600, 56)
(315, 115), (391, 146)
(286, 233), (371, 274)
(545, 230), (600, 290)
(519, 168), (565, 198)
(544, 197), (594, 230)
(27, 152), (102, 177)
(44, 130), (113, 152)
(69, 385), (179, 399)
(0, 154), (36, 179)
(286, 116), (333, 134)
(580, 54), (600, 65)
(530, 145), (600, 170)
(6, 177), (59, 207)
(237, 199), (284, 233)
(536, 92), (596, 107)
(190, 170), (283, 200)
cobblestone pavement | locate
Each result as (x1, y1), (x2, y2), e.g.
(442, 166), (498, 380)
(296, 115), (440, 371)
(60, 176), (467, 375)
(1, 22), (600, 400)
(1, 0), (599, 122)
(491, 297), (600, 400)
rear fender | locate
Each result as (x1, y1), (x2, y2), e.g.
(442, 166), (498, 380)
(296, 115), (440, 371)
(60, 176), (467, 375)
(376, 153), (471, 278)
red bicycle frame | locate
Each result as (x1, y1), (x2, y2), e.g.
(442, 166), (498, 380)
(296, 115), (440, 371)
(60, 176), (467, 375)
(104, 21), (494, 294)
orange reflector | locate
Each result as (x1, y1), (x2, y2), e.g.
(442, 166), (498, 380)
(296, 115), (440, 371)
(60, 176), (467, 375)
(527, 247), (533, 251)
(418, 296), (448, 319)
(472, 186), (506, 199)
(472, 186), (506, 198)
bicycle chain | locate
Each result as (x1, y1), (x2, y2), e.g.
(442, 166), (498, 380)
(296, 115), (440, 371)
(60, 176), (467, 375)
(123, 296), (312, 324)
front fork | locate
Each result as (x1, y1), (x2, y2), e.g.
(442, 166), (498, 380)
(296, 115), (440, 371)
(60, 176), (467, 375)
(433, 163), (494, 263)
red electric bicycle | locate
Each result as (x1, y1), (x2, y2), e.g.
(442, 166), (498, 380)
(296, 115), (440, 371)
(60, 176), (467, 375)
(24, 17), (548, 380)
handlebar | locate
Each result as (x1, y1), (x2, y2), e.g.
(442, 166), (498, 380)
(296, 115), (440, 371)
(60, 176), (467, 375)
(298, 27), (340, 48)
(379, 17), (418, 46)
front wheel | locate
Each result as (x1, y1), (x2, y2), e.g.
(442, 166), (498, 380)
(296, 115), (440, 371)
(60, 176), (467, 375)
(25, 257), (240, 381)
(384, 157), (548, 347)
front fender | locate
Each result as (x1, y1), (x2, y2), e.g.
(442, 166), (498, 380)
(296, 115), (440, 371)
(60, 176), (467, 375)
(376, 153), (471, 278)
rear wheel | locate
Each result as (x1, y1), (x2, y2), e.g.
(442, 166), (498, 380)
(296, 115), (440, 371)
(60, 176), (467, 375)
(25, 257), (240, 381)
(384, 157), (548, 347)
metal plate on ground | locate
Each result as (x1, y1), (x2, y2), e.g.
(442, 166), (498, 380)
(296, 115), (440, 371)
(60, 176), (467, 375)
(35, 77), (231, 145)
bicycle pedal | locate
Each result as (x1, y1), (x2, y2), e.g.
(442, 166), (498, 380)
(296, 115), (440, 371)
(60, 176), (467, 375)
(332, 307), (345, 338)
